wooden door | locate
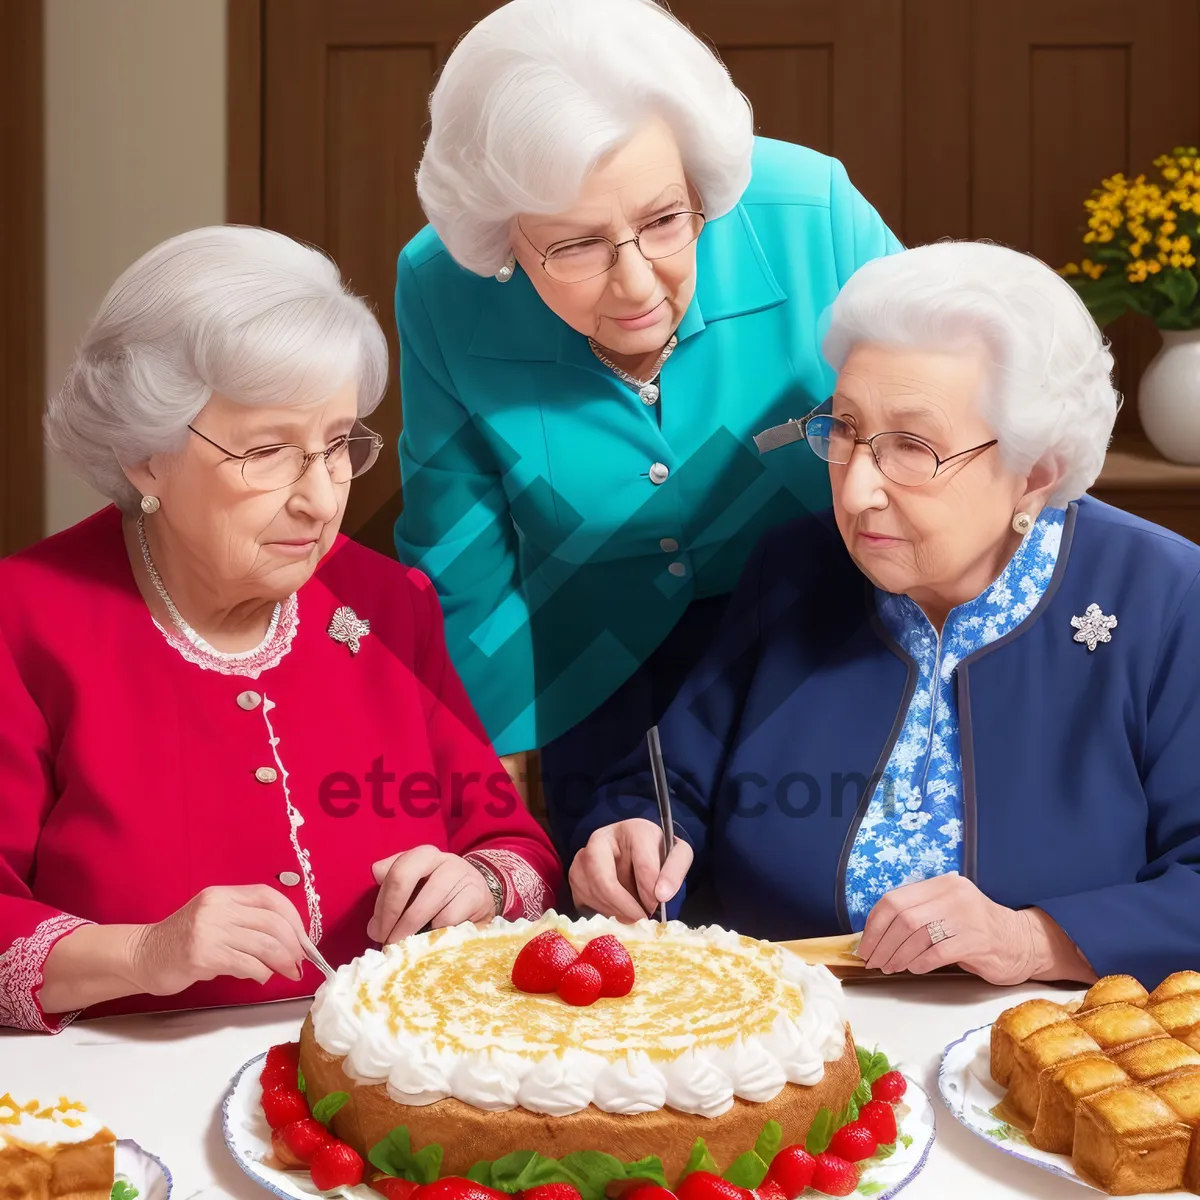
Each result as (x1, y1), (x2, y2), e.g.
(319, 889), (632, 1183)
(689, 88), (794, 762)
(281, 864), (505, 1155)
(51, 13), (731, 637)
(241, 0), (906, 553)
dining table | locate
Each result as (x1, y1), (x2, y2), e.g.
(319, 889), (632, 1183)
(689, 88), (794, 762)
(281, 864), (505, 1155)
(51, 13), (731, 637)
(1, 974), (1098, 1200)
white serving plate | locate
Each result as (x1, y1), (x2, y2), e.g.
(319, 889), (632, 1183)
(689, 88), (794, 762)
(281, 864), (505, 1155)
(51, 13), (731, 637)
(224, 1052), (935, 1199)
(114, 1137), (173, 1199)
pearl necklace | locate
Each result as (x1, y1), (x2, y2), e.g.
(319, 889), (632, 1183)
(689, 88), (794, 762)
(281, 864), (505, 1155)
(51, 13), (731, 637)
(136, 514), (291, 663)
(588, 335), (678, 406)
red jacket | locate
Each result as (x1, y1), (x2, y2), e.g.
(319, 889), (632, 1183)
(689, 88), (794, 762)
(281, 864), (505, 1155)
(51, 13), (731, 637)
(0, 506), (560, 1031)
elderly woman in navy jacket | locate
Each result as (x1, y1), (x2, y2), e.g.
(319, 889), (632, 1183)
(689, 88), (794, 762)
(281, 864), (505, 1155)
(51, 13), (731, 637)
(567, 240), (1200, 990)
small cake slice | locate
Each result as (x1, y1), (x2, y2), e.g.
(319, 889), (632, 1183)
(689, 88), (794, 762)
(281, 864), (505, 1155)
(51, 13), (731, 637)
(1074, 1004), (1169, 1054)
(1154, 1069), (1200, 1193)
(0, 1093), (116, 1200)
(1079, 976), (1150, 1013)
(1149, 993), (1200, 1037)
(990, 999), (1071, 1088)
(1029, 1055), (1130, 1154)
(1073, 1085), (1192, 1194)
(1007, 1022), (1105, 1123)
(1149, 972), (1200, 1006)
(1113, 1037), (1200, 1085)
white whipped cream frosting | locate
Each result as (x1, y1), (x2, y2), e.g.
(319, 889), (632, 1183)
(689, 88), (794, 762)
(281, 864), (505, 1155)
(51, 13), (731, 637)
(312, 913), (848, 1119)
(0, 1097), (110, 1148)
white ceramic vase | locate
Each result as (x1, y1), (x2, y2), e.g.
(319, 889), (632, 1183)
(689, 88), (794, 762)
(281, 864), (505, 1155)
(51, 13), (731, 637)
(1138, 328), (1200, 463)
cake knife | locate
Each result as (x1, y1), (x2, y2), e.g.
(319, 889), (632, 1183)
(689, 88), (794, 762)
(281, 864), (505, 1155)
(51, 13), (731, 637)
(300, 932), (337, 982)
(646, 724), (675, 923)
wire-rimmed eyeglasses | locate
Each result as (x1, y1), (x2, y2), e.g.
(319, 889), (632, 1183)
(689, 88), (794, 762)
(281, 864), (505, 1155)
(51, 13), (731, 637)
(800, 407), (998, 487)
(187, 421), (384, 491)
(520, 210), (706, 284)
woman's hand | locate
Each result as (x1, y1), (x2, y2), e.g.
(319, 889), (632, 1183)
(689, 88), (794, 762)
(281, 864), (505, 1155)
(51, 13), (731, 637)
(369, 846), (497, 943)
(856, 873), (1096, 985)
(129, 885), (309, 994)
(569, 818), (693, 922)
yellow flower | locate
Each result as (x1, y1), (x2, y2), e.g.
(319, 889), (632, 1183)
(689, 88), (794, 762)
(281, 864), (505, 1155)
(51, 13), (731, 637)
(1186, 254), (1197, 268)
(1060, 262), (1081, 276)
(1162, 221), (1178, 235)
(1149, 260), (1163, 273)
(1163, 166), (1182, 181)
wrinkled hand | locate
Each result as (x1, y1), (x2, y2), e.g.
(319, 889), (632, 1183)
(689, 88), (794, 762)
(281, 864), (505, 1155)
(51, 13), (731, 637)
(857, 873), (1045, 985)
(129, 885), (309, 995)
(569, 818), (693, 923)
(369, 846), (497, 944)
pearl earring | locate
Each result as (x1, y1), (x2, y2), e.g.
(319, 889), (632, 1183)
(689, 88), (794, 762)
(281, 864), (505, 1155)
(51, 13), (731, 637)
(140, 495), (160, 515)
(1012, 511), (1033, 535)
(495, 254), (515, 283)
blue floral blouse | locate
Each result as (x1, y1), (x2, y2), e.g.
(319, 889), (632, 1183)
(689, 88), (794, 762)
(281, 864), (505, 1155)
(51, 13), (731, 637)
(844, 508), (1066, 929)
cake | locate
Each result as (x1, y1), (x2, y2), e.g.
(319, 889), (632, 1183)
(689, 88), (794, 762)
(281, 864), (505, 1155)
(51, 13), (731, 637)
(0, 1094), (117, 1200)
(299, 914), (860, 1181)
(989, 970), (1200, 1193)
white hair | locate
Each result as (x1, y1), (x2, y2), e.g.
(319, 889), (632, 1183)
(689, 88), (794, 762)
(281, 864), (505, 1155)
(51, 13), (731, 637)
(46, 225), (390, 511)
(417, 0), (754, 276)
(822, 241), (1119, 506)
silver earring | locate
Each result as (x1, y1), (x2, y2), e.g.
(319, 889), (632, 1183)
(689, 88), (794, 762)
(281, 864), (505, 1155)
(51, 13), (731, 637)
(1012, 511), (1033, 535)
(140, 495), (160, 515)
(495, 254), (515, 283)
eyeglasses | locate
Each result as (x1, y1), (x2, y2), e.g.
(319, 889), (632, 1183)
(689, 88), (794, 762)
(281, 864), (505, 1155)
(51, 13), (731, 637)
(521, 210), (706, 284)
(800, 408), (998, 487)
(187, 421), (384, 491)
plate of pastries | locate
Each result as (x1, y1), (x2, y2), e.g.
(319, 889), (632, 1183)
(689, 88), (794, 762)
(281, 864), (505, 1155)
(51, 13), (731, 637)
(939, 970), (1200, 1195)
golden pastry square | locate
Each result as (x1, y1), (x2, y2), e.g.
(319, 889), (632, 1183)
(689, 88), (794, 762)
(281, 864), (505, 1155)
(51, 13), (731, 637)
(1007, 1022), (1105, 1122)
(990, 999), (1071, 1088)
(1073, 1085), (1192, 1194)
(1149, 972), (1200, 1006)
(1080, 975), (1150, 1013)
(1073, 1004), (1168, 1053)
(1154, 1069), (1200, 1193)
(1148, 993), (1200, 1036)
(0, 1135), (114, 1200)
(1176, 1024), (1200, 1055)
(1029, 1055), (1130, 1155)
(1113, 1037), (1200, 1085)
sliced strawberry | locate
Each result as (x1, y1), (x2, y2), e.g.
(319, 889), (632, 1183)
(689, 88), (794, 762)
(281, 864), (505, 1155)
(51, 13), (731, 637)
(279, 1117), (330, 1165)
(752, 1179), (786, 1200)
(271, 1128), (304, 1169)
(261, 1042), (301, 1090)
(309, 1139), (364, 1191)
(372, 1179), (422, 1200)
(858, 1099), (898, 1146)
(765, 1144), (816, 1198)
(412, 1179), (509, 1200)
(676, 1171), (751, 1200)
(578, 934), (636, 998)
(261, 1087), (309, 1131)
(810, 1153), (859, 1197)
(521, 1185), (583, 1200)
(828, 1121), (877, 1163)
(511, 931), (579, 994)
(557, 960), (603, 1006)
(870, 1070), (907, 1104)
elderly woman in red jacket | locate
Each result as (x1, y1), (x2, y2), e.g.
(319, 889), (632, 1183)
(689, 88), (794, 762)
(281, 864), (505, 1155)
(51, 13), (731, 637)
(0, 226), (560, 1033)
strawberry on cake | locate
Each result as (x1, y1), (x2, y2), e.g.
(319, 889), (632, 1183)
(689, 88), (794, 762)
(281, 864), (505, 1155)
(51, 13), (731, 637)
(296, 914), (861, 1181)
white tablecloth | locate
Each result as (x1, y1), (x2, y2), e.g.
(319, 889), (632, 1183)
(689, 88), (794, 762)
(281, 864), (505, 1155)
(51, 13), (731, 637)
(2, 977), (1089, 1199)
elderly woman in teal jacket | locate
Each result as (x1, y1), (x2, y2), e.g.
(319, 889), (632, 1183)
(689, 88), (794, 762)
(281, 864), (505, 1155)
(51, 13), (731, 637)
(394, 0), (902, 854)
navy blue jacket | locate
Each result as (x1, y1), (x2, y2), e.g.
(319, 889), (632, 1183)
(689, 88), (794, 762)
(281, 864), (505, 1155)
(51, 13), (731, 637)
(567, 497), (1200, 987)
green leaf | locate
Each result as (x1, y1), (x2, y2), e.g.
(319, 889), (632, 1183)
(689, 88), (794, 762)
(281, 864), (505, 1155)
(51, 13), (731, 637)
(296, 1068), (307, 1095)
(873, 1142), (897, 1161)
(468, 1162), (496, 1188)
(369, 1127), (414, 1178)
(836, 1096), (860, 1129)
(858, 1182), (885, 1196)
(622, 1157), (669, 1188)
(1153, 267), (1199, 311)
(679, 1138), (719, 1180)
(311, 1091), (349, 1127)
(491, 1151), (543, 1192)
(852, 1077), (873, 1110)
(854, 1045), (891, 1086)
(899, 1135), (913, 1150)
(805, 1108), (835, 1156)
(411, 1144), (444, 1185)
(722, 1151), (769, 1190)
(753, 1120), (783, 1165)
(110, 1184), (139, 1200)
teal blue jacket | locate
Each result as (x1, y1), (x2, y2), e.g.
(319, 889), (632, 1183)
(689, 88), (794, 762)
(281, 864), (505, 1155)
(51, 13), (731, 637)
(394, 138), (902, 755)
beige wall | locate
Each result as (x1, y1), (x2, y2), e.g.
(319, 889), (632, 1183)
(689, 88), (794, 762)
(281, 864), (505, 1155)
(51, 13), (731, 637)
(44, 0), (227, 534)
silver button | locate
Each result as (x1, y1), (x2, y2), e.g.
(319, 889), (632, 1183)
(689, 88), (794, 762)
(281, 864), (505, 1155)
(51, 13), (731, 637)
(668, 562), (687, 577)
(660, 538), (679, 553)
(277, 871), (301, 887)
(649, 462), (669, 485)
(639, 383), (660, 406)
(255, 766), (278, 784)
(237, 690), (262, 711)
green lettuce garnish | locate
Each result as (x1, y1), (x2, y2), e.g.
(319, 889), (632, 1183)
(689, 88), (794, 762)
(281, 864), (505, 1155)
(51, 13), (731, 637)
(310, 1090), (348, 1128)
(110, 1183), (139, 1200)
